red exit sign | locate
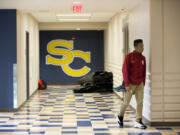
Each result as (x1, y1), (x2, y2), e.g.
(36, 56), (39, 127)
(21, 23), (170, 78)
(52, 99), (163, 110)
(73, 0), (82, 13)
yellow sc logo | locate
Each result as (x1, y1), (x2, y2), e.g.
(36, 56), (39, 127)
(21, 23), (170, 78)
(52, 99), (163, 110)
(46, 40), (91, 77)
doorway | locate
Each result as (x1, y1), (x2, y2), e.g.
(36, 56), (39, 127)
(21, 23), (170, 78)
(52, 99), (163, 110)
(26, 31), (30, 100)
(122, 18), (129, 58)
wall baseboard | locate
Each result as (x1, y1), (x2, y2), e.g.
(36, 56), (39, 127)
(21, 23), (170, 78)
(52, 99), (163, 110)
(0, 108), (18, 112)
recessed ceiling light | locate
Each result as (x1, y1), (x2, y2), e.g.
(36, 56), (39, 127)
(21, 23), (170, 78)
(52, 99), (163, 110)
(56, 13), (91, 17)
(57, 18), (89, 22)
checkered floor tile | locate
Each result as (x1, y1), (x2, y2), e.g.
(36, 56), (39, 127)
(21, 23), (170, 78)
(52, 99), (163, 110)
(0, 85), (179, 135)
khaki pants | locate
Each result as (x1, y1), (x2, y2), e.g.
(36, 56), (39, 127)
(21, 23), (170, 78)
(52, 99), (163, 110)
(119, 82), (144, 122)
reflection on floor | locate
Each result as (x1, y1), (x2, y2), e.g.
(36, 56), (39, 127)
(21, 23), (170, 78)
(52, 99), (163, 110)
(0, 85), (179, 135)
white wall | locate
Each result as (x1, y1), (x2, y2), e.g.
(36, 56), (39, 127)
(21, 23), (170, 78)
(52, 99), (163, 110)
(104, 13), (127, 98)
(150, 0), (180, 122)
(105, 0), (151, 121)
(105, 0), (180, 123)
(17, 11), (39, 108)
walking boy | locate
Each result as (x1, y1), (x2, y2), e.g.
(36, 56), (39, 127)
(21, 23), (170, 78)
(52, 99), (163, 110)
(118, 39), (147, 129)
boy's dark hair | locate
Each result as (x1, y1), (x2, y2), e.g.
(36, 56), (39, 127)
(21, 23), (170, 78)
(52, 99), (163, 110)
(134, 39), (143, 47)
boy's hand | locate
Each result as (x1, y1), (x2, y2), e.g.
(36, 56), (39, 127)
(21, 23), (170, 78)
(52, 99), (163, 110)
(125, 86), (130, 91)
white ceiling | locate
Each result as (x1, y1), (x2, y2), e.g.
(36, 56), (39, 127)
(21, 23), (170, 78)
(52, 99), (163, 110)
(0, 0), (142, 22)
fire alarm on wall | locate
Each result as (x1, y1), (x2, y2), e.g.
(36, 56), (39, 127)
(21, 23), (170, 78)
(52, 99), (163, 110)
(72, 35), (76, 39)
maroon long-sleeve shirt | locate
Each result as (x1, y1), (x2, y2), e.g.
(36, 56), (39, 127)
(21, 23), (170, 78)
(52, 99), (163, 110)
(122, 51), (146, 87)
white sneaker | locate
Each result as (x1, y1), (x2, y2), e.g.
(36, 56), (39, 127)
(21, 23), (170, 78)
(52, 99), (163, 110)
(134, 121), (147, 129)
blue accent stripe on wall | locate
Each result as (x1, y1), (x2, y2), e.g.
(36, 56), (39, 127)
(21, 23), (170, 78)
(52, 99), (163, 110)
(0, 9), (17, 109)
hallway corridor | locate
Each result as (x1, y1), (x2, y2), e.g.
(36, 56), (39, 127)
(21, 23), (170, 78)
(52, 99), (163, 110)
(0, 85), (179, 135)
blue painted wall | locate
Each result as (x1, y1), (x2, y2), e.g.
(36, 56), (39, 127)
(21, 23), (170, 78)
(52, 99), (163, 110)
(0, 10), (17, 109)
(40, 30), (104, 84)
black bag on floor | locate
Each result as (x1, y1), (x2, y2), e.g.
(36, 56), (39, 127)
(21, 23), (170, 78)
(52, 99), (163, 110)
(74, 71), (113, 93)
